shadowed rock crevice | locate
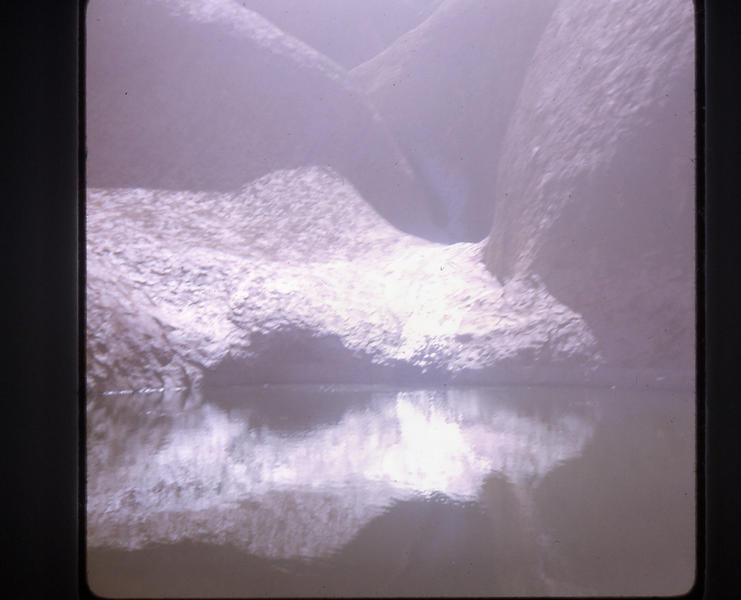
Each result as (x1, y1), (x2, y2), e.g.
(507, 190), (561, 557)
(201, 328), (429, 386)
(351, 0), (558, 241)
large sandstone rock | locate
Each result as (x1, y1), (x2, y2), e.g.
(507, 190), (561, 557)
(86, 167), (597, 395)
(484, 0), (695, 387)
(351, 0), (558, 241)
(241, 0), (443, 69)
(86, 0), (439, 239)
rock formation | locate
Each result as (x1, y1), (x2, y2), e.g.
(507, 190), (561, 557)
(86, 167), (597, 395)
(484, 0), (696, 387)
(86, 0), (439, 239)
(351, 0), (558, 241)
(86, 0), (696, 393)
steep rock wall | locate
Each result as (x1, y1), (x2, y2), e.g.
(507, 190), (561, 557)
(484, 0), (695, 385)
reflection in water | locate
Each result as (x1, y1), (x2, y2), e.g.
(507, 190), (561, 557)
(87, 385), (694, 597)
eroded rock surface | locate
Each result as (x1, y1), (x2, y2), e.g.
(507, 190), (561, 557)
(351, 0), (558, 241)
(484, 0), (695, 387)
(87, 167), (597, 394)
(86, 0), (438, 239)
(87, 0), (695, 393)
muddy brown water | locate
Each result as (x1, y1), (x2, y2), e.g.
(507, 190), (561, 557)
(87, 384), (695, 597)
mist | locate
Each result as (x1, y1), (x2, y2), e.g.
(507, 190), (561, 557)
(86, 0), (696, 595)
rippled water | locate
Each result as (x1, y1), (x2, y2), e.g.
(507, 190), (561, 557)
(86, 384), (694, 597)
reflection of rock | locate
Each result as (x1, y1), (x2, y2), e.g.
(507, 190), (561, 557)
(86, 0), (438, 238)
(241, 0), (443, 69)
(87, 387), (596, 559)
(478, 473), (549, 595)
(87, 495), (540, 597)
(534, 390), (695, 595)
(333, 493), (546, 597)
(86, 167), (598, 394)
(483, 0), (695, 387)
(351, 0), (557, 240)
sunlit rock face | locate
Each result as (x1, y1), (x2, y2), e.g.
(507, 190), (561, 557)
(351, 0), (558, 241)
(86, 0), (438, 239)
(86, 167), (598, 394)
(241, 0), (443, 69)
(86, 269), (193, 395)
(484, 0), (695, 387)
(86, 0), (693, 392)
(87, 387), (598, 559)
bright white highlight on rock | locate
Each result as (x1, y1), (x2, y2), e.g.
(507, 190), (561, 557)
(88, 388), (596, 559)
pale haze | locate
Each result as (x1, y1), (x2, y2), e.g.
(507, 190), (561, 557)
(86, 0), (696, 596)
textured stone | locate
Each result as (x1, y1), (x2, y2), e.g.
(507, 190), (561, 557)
(86, 0), (695, 393)
(86, 167), (598, 395)
(484, 0), (695, 386)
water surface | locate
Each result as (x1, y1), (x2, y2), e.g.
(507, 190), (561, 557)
(87, 384), (694, 597)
